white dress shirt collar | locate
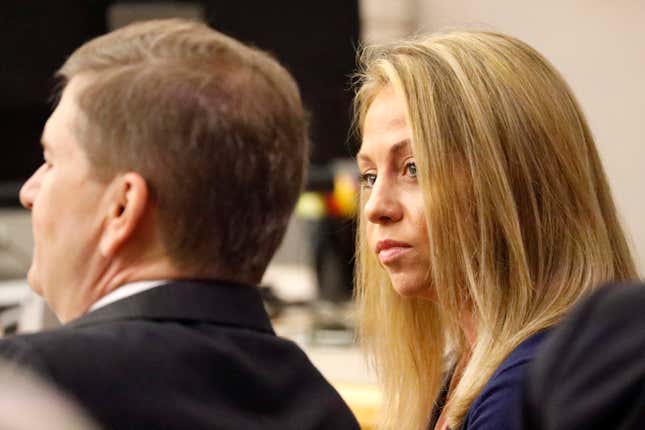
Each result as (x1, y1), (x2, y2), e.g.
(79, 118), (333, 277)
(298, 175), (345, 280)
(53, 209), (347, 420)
(89, 280), (167, 312)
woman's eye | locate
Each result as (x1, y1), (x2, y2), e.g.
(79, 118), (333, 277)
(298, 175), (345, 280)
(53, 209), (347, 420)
(359, 173), (377, 188)
(405, 162), (417, 178)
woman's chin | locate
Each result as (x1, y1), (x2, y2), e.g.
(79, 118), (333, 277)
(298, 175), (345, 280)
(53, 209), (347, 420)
(390, 277), (434, 301)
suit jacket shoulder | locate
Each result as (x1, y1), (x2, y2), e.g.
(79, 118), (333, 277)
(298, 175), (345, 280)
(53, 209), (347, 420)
(0, 280), (360, 430)
(523, 282), (645, 430)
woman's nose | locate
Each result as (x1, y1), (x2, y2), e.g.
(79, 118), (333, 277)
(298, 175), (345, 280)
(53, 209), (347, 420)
(364, 177), (403, 224)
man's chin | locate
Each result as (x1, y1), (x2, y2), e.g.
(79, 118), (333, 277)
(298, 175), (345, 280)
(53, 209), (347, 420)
(26, 268), (44, 296)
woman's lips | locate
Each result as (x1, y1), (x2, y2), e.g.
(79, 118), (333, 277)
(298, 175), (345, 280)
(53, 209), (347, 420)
(376, 240), (412, 264)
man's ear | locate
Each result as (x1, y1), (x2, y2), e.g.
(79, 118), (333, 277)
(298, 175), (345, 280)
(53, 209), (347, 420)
(99, 172), (149, 258)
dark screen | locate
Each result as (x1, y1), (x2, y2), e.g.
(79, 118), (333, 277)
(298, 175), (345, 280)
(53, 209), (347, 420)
(0, 1), (108, 204)
(0, 1), (360, 205)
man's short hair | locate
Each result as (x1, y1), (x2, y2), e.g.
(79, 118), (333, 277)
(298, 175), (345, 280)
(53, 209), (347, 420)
(58, 19), (309, 282)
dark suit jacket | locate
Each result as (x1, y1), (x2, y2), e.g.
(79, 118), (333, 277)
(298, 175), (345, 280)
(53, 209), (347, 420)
(0, 280), (360, 430)
(522, 281), (645, 430)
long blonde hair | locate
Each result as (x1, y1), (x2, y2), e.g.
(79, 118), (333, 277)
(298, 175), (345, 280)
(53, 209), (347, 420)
(353, 31), (637, 429)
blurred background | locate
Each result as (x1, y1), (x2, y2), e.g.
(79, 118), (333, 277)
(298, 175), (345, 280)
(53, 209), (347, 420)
(0, 1), (643, 428)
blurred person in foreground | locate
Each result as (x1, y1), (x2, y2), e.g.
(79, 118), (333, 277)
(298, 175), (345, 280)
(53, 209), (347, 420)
(0, 361), (98, 430)
(352, 31), (637, 429)
(522, 281), (645, 429)
(0, 18), (359, 430)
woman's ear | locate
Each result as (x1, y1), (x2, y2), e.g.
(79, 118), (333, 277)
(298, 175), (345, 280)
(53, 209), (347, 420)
(99, 172), (149, 258)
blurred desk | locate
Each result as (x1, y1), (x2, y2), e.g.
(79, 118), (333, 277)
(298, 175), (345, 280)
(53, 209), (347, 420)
(0, 279), (29, 306)
(0, 279), (29, 335)
(305, 346), (381, 429)
(333, 382), (381, 430)
(0, 279), (58, 334)
(273, 304), (381, 430)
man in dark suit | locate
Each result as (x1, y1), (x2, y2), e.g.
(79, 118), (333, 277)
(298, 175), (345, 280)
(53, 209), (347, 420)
(522, 281), (645, 429)
(0, 18), (359, 429)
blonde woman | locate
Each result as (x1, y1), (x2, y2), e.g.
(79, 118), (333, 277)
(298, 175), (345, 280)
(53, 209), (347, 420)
(353, 31), (637, 430)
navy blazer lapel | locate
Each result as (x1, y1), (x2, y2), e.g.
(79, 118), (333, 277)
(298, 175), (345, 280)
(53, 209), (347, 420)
(67, 279), (274, 334)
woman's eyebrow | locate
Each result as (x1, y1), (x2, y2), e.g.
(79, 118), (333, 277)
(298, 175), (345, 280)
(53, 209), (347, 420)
(357, 139), (411, 164)
(390, 139), (411, 157)
(356, 151), (371, 164)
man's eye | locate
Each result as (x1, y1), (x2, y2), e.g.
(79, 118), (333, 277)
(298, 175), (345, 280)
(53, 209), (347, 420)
(406, 162), (417, 177)
(359, 173), (376, 188)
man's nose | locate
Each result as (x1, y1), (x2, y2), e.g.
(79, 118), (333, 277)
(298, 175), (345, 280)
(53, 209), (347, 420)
(19, 165), (44, 210)
(364, 177), (403, 224)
